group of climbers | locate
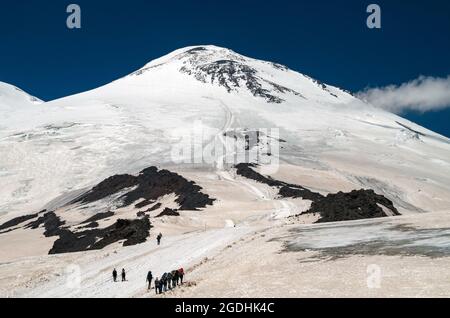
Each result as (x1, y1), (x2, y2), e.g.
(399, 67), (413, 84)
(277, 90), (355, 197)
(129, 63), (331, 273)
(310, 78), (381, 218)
(111, 232), (185, 295)
(150, 268), (185, 294)
(112, 268), (127, 282)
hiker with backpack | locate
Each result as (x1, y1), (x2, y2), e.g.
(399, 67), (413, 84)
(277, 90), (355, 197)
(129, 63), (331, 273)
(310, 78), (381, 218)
(146, 271), (153, 290)
(157, 233), (163, 245)
(167, 272), (173, 290)
(154, 277), (160, 295)
(112, 268), (118, 282)
(171, 270), (179, 288)
(164, 273), (169, 291)
(161, 273), (168, 292)
(178, 268), (184, 284)
(121, 268), (126, 282)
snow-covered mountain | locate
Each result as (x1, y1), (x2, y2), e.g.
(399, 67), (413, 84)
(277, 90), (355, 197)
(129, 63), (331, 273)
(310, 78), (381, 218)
(0, 82), (42, 112)
(1, 45), (449, 219)
(1, 46), (450, 297)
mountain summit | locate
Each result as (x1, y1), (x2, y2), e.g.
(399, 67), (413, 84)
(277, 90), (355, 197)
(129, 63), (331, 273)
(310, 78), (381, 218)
(127, 45), (354, 104)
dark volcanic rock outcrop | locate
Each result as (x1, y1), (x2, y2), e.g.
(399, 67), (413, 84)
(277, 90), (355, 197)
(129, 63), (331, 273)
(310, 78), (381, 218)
(310, 189), (400, 223)
(0, 166), (215, 255)
(156, 208), (180, 218)
(73, 174), (137, 204)
(80, 211), (115, 225)
(10, 211), (151, 254)
(235, 163), (400, 223)
(80, 222), (99, 229)
(49, 217), (152, 254)
(179, 48), (303, 104)
(235, 163), (323, 201)
(0, 212), (41, 232)
(74, 167), (215, 211)
(25, 211), (65, 237)
(145, 203), (162, 212)
(33, 213), (153, 255)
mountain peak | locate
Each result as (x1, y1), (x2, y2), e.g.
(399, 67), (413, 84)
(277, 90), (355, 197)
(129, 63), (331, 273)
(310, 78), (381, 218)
(128, 45), (349, 104)
(131, 45), (252, 75)
(145, 45), (247, 67)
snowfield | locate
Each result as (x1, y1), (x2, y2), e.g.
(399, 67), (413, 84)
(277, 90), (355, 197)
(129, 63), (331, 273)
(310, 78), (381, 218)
(0, 45), (450, 298)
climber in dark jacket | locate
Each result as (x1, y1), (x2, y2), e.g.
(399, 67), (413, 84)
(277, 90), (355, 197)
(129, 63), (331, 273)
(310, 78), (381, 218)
(171, 270), (179, 288)
(161, 273), (168, 292)
(146, 271), (153, 290)
(157, 233), (163, 245)
(167, 272), (173, 290)
(154, 278), (160, 295)
(178, 268), (185, 284)
(112, 268), (118, 282)
(121, 268), (126, 282)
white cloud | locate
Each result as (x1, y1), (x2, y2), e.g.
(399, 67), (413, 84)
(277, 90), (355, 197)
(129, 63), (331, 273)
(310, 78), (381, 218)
(357, 75), (450, 114)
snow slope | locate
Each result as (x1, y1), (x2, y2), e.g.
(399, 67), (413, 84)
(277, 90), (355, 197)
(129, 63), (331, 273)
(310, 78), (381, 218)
(1, 45), (449, 220)
(0, 82), (42, 109)
(1, 45), (450, 298)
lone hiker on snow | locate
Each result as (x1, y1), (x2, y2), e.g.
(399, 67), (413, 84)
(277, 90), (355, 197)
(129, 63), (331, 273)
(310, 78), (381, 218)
(112, 268), (118, 282)
(121, 268), (126, 282)
(146, 271), (153, 290)
(157, 233), (163, 245)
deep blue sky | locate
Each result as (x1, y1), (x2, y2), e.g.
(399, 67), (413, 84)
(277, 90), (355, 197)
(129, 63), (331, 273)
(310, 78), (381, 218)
(1, 0), (449, 136)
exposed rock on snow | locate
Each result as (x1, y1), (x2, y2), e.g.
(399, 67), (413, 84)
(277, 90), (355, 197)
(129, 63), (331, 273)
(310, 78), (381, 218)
(181, 58), (301, 103)
(74, 166), (215, 211)
(156, 208), (180, 218)
(143, 203), (162, 212)
(0, 165), (217, 255)
(0, 209), (153, 254)
(79, 211), (115, 225)
(49, 217), (153, 254)
(236, 163), (400, 222)
(309, 189), (400, 223)
(0, 211), (41, 233)
(25, 211), (65, 237)
(235, 163), (322, 201)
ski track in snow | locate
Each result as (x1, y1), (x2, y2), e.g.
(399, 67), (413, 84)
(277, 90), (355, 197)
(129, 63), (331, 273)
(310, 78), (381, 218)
(212, 97), (296, 219)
